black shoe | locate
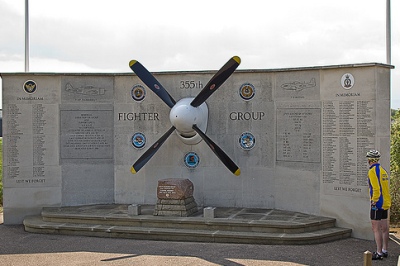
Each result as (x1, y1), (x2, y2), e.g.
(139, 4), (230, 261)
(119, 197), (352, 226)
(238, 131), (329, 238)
(382, 251), (388, 258)
(372, 252), (383, 260)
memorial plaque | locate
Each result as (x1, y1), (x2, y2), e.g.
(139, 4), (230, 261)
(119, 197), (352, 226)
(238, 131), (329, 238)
(276, 108), (321, 163)
(3, 103), (60, 188)
(322, 100), (376, 197)
(155, 178), (197, 216)
(60, 110), (113, 159)
(157, 178), (194, 200)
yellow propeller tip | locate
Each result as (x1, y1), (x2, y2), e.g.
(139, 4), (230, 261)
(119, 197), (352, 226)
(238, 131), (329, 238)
(130, 166), (137, 174)
(232, 56), (241, 65)
(129, 60), (137, 67)
(234, 168), (241, 176)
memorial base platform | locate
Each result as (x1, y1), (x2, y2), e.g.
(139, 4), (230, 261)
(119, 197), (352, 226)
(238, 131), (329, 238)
(23, 204), (352, 245)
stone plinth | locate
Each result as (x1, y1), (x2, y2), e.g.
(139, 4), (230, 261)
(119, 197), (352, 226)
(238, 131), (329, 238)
(204, 207), (216, 219)
(154, 178), (197, 217)
(128, 204), (141, 216)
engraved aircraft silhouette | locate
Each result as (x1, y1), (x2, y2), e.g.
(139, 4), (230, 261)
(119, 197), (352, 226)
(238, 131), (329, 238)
(65, 83), (105, 95)
(281, 78), (316, 92)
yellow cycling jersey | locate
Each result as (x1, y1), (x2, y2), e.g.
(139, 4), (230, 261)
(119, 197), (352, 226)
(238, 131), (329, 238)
(368, 163), (391, 210)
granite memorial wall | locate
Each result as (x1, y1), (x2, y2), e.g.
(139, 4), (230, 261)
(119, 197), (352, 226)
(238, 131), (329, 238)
(1, 63), (391, 239)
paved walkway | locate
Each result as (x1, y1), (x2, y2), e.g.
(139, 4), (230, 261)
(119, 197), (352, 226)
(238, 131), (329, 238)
(1, 212), (400, 265)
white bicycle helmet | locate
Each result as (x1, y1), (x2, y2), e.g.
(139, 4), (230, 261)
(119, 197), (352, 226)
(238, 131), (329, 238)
(366, 149), (381, 158)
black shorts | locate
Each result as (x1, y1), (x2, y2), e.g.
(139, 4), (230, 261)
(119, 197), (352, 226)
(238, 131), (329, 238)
(370, 208), (388, 220)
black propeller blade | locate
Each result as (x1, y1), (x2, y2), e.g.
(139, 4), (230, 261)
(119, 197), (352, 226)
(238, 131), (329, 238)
(131, 126), (176, 174)
(193, 124), (240, 176)
(129, 60), (176, 108)
(190, 56), (241, 108)
(129, 56), (241, 175)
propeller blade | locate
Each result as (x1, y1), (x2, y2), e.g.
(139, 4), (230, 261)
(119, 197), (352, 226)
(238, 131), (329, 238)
(131, 126), (176, 174)
(193, 125), (240, 176)
(190, 56), (241, 107)
(129, 60), (176, 108)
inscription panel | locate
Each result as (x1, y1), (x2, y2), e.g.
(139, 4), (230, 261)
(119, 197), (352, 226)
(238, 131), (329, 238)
(3, 103), (60, 187)
(60, 110), (113, 159)
(276, 108), (321, 163)
(322, 100), (375, 197)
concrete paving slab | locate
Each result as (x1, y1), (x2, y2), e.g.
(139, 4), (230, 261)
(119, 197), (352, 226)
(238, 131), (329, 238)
(2, 208), (400, 265)
(1, 214), (400, 266)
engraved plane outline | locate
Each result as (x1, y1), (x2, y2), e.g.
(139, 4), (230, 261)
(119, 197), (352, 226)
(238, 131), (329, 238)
(281, 78), (316, 92)
(65, 83), (106, 96)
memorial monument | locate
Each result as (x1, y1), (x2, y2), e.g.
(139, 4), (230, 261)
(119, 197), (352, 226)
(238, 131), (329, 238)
(0, 59), (392, 240)
(155, 178), (197, 217)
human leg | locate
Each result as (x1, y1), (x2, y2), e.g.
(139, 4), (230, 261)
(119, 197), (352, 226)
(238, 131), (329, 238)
(380, 218), (389, 252)
(371, 220), (383, 253)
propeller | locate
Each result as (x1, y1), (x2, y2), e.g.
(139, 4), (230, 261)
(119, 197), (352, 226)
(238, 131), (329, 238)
(129, 56), (241, 175)
(193, 125), (240, 176)
(130, 126), (176, 174)
(190, 56), (241, 107)
(129, 60), (176, 108)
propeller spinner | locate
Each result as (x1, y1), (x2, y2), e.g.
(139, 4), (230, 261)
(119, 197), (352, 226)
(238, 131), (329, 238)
(129, 56), (241, 175)
(170, 98), (208, 145)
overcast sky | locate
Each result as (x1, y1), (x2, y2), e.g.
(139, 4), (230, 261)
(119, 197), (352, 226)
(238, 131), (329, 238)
(0, 0), (399, 108)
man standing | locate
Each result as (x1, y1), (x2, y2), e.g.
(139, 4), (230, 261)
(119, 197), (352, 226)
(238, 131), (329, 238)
(367, 149), (391, 260)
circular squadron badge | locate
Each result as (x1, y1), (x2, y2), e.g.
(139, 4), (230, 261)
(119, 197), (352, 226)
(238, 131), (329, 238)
(341, 73), (355, 90)
(239, 83), (255, 101)
(23, 80), (37, 94)
(184, 152), (200, 169)
(132, 132), (146, 149)
(131, 84), (146, 102)
(239, 132), (255, 150)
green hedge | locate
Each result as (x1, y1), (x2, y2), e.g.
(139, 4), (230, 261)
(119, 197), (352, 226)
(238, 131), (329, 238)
(391, 111), (400, 224)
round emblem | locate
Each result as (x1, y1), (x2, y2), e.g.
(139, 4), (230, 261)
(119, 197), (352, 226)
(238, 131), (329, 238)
(184, 152), (200, 169)
(239, 83), (255, 100)
(131, 84), (146, 101)
(23, 80), (37, 94)
(341, 73), (354, 90)
(239, 132), (255, 150)
(132, 132), (146, 149)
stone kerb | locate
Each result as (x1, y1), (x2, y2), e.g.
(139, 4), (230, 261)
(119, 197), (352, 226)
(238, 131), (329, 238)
(154, 178), (198, 217)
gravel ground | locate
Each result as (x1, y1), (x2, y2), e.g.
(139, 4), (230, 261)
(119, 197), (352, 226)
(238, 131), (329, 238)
(1, 222), (400, 265)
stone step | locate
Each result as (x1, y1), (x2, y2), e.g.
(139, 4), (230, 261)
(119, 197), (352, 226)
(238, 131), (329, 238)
(22, 205), (352, 245)
(23, 215), (352, 245)
(40, 207), (337, 234)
